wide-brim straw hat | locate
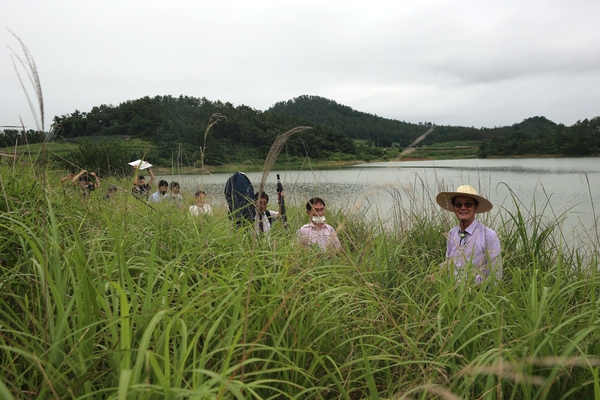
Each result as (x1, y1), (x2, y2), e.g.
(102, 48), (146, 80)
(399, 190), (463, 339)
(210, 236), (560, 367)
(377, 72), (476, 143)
(436, 185), (493, 213)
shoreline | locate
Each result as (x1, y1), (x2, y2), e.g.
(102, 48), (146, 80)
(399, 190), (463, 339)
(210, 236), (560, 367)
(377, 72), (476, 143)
(157, 153), (599, 175)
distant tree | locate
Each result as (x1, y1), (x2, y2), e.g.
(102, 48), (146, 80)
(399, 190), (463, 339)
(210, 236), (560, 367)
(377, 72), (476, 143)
(65, 138), (134, 177)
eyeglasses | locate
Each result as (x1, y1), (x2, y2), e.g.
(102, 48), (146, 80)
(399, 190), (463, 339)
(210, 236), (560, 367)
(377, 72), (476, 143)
(453, 202), (474, 209)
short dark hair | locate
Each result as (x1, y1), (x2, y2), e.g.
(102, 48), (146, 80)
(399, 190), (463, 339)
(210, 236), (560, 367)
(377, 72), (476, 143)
(170, 181), (180, 190)
(195, 190), (206, 197)
(138, 175), (145, 181)
(255, 191), (269, 202)
(108, 185), (118, 192)
(79, 175), (90, 183)
(306, 197), (326, 211)
(158, 180), (168, 188)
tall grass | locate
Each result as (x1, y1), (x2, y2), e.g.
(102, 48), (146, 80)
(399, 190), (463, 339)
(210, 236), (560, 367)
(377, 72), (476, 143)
(0, 159), (599, 399)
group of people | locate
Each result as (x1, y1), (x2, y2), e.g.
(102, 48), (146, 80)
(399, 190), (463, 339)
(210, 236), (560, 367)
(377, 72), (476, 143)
(131, 169), (207, 213)
(62, 167), (502, 284)
(262, 184), (503, 285)
(252, 189), (342, 251)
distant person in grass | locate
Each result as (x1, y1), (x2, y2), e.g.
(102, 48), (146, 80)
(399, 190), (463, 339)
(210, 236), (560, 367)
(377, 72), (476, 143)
(62, 169), (100, 197)
(296, 197), (341, 251)
(132, 167), (155, 199)
(148, 180), (169, 204)
(104, 185), (118, 200)
(436, 185), (502, 284)
(167, 181), (183, 206)
(189, 190), (213, 216)
(254, 191), (284, 233)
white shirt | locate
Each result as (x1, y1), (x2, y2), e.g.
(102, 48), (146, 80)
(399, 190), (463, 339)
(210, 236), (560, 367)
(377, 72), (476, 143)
(256, 210), (279, 232)
(148, 191), (167, 203)
(189, 204), (213, 216)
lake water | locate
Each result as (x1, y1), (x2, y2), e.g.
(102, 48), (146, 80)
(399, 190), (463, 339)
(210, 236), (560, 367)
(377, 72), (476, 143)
(158, 157), (600, 247)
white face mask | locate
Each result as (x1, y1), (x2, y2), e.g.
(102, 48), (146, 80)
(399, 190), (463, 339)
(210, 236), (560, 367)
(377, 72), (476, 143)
(311, 216), (326, 224)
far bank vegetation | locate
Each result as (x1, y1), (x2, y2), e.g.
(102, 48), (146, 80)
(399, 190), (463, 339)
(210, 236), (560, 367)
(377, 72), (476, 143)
(2, 95), (599, 177)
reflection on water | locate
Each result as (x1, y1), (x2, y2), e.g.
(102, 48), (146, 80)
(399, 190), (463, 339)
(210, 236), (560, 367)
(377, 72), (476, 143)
(157, 157), (600, 246)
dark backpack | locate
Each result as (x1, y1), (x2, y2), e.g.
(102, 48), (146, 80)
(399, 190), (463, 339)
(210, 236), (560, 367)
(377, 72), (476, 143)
(224, 172), (256, 227)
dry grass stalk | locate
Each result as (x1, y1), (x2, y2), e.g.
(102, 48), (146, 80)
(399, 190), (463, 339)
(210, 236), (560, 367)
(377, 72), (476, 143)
(199, 113), (227, 170)
(257, 126), (313, 196)
(394, 127), (435, 161)
(8, 30), (45, 133)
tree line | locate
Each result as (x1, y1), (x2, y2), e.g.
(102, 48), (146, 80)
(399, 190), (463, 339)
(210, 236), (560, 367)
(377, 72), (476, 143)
(1, 95), (598, 175)
(51, 95), (363, 167)
(269, 96), (600, 157)
(477, 116), (600, 157)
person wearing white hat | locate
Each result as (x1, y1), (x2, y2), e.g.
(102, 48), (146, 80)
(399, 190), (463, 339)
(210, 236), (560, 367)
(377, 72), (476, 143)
(436, 185), (502, 283)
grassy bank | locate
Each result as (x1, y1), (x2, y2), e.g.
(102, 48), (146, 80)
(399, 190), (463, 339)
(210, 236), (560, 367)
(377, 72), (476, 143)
(0, 160), (599, 399)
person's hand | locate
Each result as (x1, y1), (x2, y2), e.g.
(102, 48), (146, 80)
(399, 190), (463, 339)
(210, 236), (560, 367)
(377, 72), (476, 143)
(90, 172), (97, 177)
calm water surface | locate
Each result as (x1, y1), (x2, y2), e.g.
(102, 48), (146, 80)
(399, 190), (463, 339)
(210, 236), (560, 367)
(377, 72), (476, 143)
(159, 157), (600, 242)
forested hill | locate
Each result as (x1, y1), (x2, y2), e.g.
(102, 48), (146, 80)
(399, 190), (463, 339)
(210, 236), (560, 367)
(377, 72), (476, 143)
(47, 95), (359, 166)
(2, 95), (599, 168)
(269, 95), (426, 147)
(269, 95), (600, 157)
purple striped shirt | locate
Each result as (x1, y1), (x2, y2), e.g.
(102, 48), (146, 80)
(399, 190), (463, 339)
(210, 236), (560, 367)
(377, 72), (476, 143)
(445, 219), (502, 283)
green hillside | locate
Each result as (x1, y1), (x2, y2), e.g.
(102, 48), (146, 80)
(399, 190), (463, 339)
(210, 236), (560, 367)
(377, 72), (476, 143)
(2, 95), (599, 173)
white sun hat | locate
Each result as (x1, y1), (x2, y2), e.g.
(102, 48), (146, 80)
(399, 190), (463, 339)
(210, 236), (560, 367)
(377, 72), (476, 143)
(436, 185), (493, 213)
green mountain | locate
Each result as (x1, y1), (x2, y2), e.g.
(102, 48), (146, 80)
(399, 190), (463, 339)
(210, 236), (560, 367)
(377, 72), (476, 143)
(2, 95), (599, 171)
(48, 95), (358, 166)
(269, 95), (600, 158)
(269, 95), (427, 147)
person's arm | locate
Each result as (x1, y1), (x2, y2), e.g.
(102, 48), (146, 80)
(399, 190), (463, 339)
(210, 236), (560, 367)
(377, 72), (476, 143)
(296, 227), (309, 249)
(61, 173), (74, 185)
(147, 168), (155, 185)
(90, 172), (100, 189)
(132, 166), (140, 188)
(72, 169), (86, 185)
(487, 231), (502, 281)
(327, 226), (342, 250)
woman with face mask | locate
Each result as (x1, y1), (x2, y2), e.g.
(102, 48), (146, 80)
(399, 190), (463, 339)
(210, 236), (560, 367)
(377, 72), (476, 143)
(296, 197), (341, 251)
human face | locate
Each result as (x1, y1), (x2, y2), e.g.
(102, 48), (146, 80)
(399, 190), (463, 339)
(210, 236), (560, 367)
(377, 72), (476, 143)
(171, 186), (180, 195)
(256, 198), (268, 213)
(453, 195), (477, 226)
(159, 185), (168, 195)
(307, 202), (326, 218)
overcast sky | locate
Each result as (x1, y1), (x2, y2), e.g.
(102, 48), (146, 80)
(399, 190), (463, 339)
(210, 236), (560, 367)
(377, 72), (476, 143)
(2, 0), (600, 132)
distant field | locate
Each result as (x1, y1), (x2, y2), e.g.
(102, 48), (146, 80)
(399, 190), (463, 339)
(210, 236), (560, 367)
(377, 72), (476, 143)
(1, 138), (481, 168)
(1, 137), (155, 157)
(1, 141), (79, 157)
(409, 140), (480, 159)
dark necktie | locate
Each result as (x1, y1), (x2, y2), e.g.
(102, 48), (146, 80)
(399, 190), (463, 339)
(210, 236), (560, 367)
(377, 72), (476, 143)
(459, 230), (467, 245)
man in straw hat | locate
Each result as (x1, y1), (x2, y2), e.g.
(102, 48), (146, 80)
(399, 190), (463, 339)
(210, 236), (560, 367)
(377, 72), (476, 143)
(436, 185), (502, 283)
